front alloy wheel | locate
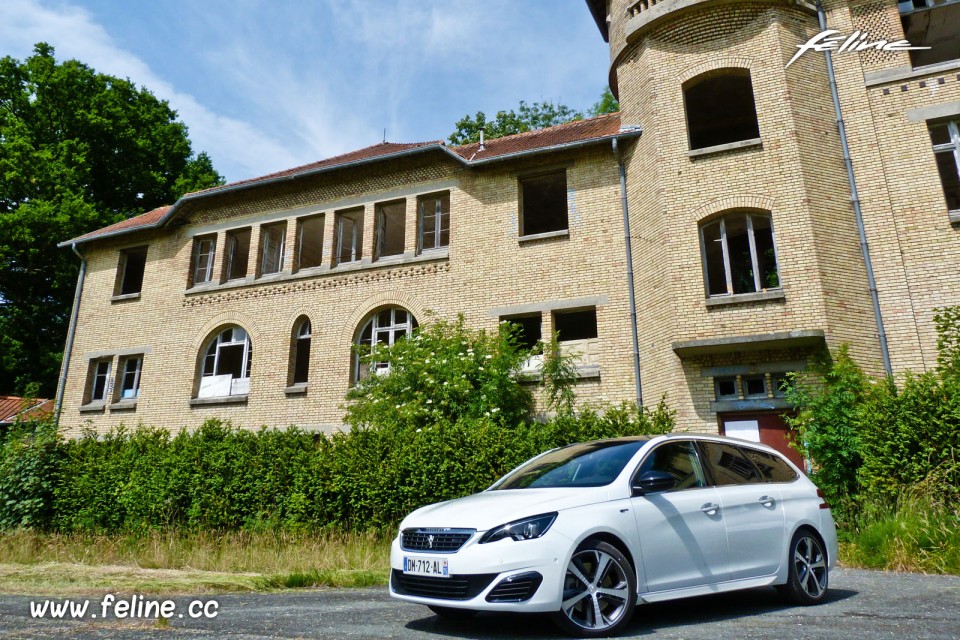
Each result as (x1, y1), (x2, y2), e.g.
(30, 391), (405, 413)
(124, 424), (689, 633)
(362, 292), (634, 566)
(552, 540), (636, 637)
(779, 530), (829, 605)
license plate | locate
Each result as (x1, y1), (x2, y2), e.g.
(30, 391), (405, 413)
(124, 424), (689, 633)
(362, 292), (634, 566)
(403, 556), (449, 578)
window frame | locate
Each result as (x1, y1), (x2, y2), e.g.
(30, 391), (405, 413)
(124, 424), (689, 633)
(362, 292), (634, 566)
(295, 214), (325, 272)
(198, 326), (253, 398)
(417, 191), (450, 253)
(699, 211), (781, 298)
(518, 170), (569, 238)
(292, 318), (312, 385)
(115, 355), (143, 402)
(191, 235), (217, 286)
(374, 199), (406, 261)
(223, 227), (252, 281)
(114, 246), (148, 297)
(930, 120), (960, 214)
(683, 69), (761, 151)
(354, 307), (417, 381)
(87, 358), (112, 405)
(335, 208), (365, 266)
(259, 222), (287, 277)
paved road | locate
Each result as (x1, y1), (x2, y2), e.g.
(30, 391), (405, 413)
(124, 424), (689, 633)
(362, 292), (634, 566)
(1, 568), (958, 639)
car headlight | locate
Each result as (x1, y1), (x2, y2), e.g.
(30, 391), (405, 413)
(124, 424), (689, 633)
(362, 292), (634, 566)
(479, 513), (557, 544)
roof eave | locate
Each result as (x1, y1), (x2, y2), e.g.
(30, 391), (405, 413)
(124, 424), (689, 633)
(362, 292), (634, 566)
(60, 127), (642, 248)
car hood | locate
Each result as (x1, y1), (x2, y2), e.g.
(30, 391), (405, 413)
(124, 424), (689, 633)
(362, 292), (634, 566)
(399, 487), (619, 531)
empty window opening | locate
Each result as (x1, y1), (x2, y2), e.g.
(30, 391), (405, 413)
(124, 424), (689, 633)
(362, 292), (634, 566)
(743, 375), (767, 398)
(900, 0), (960, 67)
(501, 314), (542, 350)
(418, 192), (450, 252)
(191, 235), (216, 286)
(684, 70), (760, 150)
(259, 222), (286, 276)
(116, 356), (143, 401)
(292, 319), (311, 385)
(87, 359), (112, 404)
(930, 120), (960, 212)
(355, 307), (417, 380)
(296, 215), (325, 271)
(554, 309), (598, 342)
(375, 200), (406, 260)
(520, 171), (568, 236)
(199, 326), (252, 398)
(224, 228), (251, 281)
(115, 246), (148, 296)
(701, 211), (780, 297)
(336, 208), (364, 265)
(715, 377), (739, 400)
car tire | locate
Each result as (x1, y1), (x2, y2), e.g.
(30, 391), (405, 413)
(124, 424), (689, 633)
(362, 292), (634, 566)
(427, 605), (477, 620)
(778, 529), (829, 605)
(551, 540), (636, 638)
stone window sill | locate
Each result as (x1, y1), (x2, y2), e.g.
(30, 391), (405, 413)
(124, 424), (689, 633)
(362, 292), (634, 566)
(110, 292), (141, 303)
(949, 210), (960, 225)
(189, 395), (248, 407)
(109, 400), (138, 411)
(705, 289), (785, 308)
(518, 229), (569, 244)
(688, 138), (763, 159)
(520, 364), (600, 382)
(79, 402), (106, 414)
(285, 384), (308, 396)
(864, 59), (960, 87)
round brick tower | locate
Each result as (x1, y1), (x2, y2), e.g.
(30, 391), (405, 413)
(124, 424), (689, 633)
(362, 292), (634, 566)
(587, 0), (882, 439)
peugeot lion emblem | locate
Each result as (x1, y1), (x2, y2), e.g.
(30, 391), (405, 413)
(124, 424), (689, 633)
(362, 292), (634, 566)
(427, 534), (435, 549)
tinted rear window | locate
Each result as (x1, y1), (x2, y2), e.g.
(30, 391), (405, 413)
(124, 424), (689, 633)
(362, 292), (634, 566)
(698, 441), (762, 485)
(740, 447), (799, 483)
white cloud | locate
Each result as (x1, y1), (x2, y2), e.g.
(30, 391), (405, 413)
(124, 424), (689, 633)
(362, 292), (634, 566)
(0, 0), (305, 181)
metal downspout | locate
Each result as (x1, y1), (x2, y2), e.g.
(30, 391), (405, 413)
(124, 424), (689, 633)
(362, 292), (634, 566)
(613, 137), (643, 406)
(817, 0), (893, 377)
(54, 243), (86, 427)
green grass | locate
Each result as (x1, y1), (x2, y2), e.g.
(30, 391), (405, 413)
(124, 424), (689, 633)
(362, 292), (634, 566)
(0, 530), (391, 595)
(840, 494), (960, 574)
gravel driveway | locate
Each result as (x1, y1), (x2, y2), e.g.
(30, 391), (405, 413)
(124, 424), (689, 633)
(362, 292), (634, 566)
(1, 568), (958, 639)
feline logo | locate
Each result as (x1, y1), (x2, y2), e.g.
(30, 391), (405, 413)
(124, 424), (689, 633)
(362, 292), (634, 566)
(786, 29), (930, 67)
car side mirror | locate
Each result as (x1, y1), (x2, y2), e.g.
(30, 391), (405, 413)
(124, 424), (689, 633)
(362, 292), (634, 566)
(632, 470), (676, 496)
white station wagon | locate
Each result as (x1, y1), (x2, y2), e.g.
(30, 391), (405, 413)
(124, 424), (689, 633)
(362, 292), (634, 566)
(389, 434), (837, 637)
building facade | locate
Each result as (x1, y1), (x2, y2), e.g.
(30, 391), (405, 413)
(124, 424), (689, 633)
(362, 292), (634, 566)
(56, 0), (959, 461)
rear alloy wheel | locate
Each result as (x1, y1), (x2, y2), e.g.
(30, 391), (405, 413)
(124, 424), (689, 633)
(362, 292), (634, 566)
(552, 540), (636, 638)
(779, 530), (829, 605)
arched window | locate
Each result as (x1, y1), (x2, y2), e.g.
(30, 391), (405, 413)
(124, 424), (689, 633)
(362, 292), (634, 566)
(292, 318), (311, 385)
(354, 307), (417, 380)
(198, 326), (252, 398)
(684, 69), (760, 150)
(700, 212), (780, 297)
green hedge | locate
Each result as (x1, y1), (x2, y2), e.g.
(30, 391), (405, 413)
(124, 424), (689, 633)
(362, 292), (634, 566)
(0, 401), (673, 533)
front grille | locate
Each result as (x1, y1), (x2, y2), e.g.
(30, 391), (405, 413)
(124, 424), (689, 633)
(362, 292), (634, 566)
(391, 570), (496, 600)
(486, 572), (544, 603)
(401, 528), (474, 553)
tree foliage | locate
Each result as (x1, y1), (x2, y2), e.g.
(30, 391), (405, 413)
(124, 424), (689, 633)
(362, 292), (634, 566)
(448, 100), (584, 145)
(589, 86), (619, 116)
(0, 44), (223, 396)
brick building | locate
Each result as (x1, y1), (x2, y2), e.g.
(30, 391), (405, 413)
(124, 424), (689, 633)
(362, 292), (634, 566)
(56, 0), (959, 462)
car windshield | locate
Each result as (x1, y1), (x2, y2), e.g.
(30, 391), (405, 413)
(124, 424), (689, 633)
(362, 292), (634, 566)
(493, 439), (648, 490)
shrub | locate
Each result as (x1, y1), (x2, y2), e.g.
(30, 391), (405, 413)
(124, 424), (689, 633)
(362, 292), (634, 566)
(0, 419), (62, 529)
(344, 315), (535, 430)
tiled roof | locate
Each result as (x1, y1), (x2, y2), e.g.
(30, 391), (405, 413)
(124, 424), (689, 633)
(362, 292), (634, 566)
(0, 396), (53, 424)
(450, 112), (622, 162)
(65, 113), (630, 246)
(68, 206), (171, 244)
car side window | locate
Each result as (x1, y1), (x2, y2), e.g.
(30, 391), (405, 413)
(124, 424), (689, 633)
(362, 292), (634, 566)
(698, 441), (762, 486)
(635, 441), (708, 491)
(739, 446), (799, 483)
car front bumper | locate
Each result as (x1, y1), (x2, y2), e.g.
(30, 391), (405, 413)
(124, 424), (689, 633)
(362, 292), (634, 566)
(388, 531), (569, 612)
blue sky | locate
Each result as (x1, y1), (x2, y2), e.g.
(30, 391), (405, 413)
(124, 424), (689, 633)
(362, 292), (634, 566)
(0, 0), (611, 183)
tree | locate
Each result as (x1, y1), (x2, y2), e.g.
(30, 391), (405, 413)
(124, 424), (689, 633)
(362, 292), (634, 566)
(448, 100), (584, 145)
(590, 86), (619, 116)
(0, 44), (224, 397)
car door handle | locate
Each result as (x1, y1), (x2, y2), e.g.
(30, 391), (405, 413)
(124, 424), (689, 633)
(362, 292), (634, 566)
(700, 503), (720, 515)
(759, 495), (775, 507)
